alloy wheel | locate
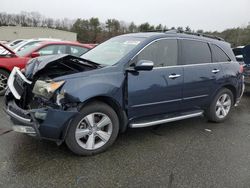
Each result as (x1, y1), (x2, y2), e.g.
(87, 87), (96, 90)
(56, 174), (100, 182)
(215, 93), (232, 119)
(0, 73), (8, 92)
(75, 112), (113, 150)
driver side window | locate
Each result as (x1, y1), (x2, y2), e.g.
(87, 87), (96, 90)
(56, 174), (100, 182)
(136, 39), (178, 67)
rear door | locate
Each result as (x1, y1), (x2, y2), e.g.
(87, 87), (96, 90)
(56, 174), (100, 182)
(127, 39), (183, 119)
(181, 39), (223, 110)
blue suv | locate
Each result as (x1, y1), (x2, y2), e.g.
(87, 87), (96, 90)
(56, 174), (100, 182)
(5, 31), (244, 155)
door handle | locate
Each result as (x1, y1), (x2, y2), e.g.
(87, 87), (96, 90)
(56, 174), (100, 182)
(169, 74), (181, 79)
(212, 69), (220, 74)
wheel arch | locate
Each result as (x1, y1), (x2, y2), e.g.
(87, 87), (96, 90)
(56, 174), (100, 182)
(78, 96), (128, 133)
(222, 84), (237, 104)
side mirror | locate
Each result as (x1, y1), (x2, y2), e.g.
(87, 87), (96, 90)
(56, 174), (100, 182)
(134, 60), (154, 71)
(30, 52), (40, 58)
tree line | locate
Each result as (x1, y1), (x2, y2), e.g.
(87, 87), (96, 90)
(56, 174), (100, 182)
(0, 11), (249, 47)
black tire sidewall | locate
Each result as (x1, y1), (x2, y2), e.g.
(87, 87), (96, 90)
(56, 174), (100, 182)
(0, 69), (9, 96)
(65, 102), (119, 156)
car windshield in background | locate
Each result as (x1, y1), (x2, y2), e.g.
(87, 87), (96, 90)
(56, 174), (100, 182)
(9, 40), (27, 50)
(81, 36), (145, 65)
(16, 42), (42, 57)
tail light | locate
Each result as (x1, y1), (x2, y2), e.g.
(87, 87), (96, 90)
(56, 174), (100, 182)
(239, 64), (244, 73)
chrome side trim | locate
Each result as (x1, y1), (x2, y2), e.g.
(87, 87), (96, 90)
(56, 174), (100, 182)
(6, 108), (31, 122)
(153, 61), (233, 70)
(183, 95), (208, 100)
(131, 98), (182, 108)
(130, 111), (203, 128)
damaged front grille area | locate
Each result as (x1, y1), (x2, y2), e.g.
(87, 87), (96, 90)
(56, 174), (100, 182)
(7, 67), (32, 100)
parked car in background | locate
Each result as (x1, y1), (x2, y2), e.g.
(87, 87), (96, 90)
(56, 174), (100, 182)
(0, 41), (93, 95)
(242, 45), (250, 92)
(0, 38), (62, 55)
(10, 38), (62, 52)
(233, 46), (245, 64)
(7, 39), (25, 47)
(233, 45), (250, 93)
(4, 31), (244, 155)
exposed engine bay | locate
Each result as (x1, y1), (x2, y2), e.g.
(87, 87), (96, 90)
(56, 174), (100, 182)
(9, 54), (100, 111)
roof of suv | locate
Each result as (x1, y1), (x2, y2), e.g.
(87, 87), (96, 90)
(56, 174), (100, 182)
(123, 31), (229, 45)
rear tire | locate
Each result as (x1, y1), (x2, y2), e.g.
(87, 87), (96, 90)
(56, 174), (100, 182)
(65, 101), (119, 156)
(0, 69), (9, 96)
(206, 88), (234, 123)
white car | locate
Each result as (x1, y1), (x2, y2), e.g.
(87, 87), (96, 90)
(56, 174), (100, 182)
(10, 38), (62, 53)
(0, 38), (62, 55)
(7, 39), (25, 47)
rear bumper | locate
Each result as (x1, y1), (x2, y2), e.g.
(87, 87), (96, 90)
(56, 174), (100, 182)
(234, 74), (245, 106)
(4, 99), (79, 141)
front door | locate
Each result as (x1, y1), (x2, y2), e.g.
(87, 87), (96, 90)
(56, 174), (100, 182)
(127, 39), (183, 119)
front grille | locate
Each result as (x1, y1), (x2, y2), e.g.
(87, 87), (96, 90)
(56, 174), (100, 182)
(7, 67), (32, 100)
(13, 74), (24, 97)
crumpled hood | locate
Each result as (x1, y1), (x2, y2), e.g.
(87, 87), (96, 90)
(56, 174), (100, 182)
(25, 54), (98, 79)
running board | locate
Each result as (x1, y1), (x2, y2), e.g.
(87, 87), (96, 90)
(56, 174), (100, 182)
(130, 111), (203, 128)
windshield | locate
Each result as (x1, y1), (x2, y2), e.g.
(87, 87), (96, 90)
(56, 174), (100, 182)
(81, 36), (145, 65)
(10, 40), (27, 50)
(16, 42), (42, 57)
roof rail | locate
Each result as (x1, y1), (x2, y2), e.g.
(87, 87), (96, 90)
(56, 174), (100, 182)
(143, 29), (224, 41)
(165, 30), (225, 41)
(144, 29), (172, 33)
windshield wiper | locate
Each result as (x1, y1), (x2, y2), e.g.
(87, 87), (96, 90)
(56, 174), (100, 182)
(78, 57), (106, 68)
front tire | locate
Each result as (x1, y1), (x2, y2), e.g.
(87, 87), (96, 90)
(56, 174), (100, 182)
(65, 102), (119, 156)
(206, 88), (234, 122)
(0, 69), (9, 96)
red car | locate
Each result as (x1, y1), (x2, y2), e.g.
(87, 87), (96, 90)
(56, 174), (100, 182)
(0, 41), (93, 95)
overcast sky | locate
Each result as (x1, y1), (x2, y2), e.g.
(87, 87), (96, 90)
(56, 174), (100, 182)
(1, 0), (250, 31)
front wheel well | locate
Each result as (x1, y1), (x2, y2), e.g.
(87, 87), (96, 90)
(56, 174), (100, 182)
(79, 96), (128, 133)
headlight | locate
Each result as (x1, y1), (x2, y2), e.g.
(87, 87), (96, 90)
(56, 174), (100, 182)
(32, 80), (65, 99)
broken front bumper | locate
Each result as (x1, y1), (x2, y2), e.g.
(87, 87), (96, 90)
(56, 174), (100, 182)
(4, 67), (80, 141)
(4, 98), (79, 141)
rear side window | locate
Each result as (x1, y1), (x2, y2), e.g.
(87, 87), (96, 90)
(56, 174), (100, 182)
(181, 40), (212, 65)
(38, 45), (67, 56)
(137, 39), (178, 67)
(211, 44), (231, 62)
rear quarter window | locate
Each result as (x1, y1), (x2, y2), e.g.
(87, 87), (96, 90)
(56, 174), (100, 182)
(211, 44), (231, 62)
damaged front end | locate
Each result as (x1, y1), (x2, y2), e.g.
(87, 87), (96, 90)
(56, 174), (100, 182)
(4, 54), (100, 142)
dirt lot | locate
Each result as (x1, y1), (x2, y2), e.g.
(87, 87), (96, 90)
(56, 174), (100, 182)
(0, 96), (250, 188)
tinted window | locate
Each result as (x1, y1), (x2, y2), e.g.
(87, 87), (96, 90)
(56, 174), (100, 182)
(70, 45), (89, 57)
(137, 39), (178, 67)
(211, 44), (230, 62)
(38, 45), (67, 56)
(181, 40), (211, 64)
